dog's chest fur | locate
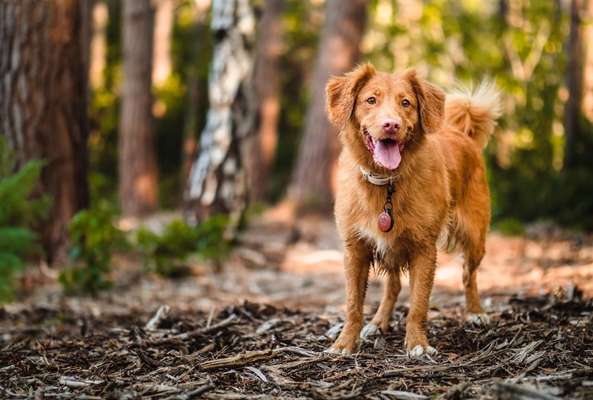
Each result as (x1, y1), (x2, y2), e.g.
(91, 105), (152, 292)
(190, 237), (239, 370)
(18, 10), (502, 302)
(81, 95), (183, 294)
(352, 204), (412, 269)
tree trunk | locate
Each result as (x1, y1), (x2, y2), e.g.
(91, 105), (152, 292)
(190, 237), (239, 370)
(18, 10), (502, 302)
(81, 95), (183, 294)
(243, 0), (284, 201)
(90, 0), (109, 89)
(185, 0), (257, 230)
(82, 0), (93, 83)
(119, 0), (159, 216)
(152, 0), (175, 86)
(564, 0), (582, 169)
(581, 0), (593, 123)
(287, 0), (369, 212)
(0, 0), (90, 264)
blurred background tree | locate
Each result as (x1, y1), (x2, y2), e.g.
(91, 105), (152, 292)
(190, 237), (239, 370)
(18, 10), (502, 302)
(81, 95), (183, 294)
(2, 0), (593, 269)
(0, 0), (90, 263)
(119, 0), (159, 216)
(287, 0), (369, 211)
(184, 0), (256, 230)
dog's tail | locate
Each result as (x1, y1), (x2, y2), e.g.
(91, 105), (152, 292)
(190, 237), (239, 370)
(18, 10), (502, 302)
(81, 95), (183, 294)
(445, 81), (502, 148)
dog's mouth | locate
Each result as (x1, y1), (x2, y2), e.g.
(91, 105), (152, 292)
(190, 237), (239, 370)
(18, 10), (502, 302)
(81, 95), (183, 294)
(363, 128), (404, 170)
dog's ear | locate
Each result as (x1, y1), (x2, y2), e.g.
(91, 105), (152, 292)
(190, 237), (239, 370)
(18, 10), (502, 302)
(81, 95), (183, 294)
(326, 63), (376, 127)
(404, 69), (445, 134)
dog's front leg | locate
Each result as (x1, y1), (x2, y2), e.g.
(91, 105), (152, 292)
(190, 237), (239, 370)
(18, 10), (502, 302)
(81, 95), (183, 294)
(405, 247), (437, 357)
(327, 239), (372, 355)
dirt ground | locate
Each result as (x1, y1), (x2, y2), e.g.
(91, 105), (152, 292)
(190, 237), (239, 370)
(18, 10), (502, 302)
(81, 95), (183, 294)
(1, 210), (593, 399)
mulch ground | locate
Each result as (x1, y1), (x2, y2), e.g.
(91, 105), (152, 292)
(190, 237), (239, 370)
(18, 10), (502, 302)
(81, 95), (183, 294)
(1, 287), (592, 399)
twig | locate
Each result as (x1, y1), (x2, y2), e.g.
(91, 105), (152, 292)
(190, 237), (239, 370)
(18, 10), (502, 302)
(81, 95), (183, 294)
(171, 383), (214, 400)
(201, 349), (275, 370)
(145, 305), (170, 330)
(151, 314), (237, 344)
(381, 390), (428, 400)
(200, 346), (317, 370)
(59, 377), (104, 388)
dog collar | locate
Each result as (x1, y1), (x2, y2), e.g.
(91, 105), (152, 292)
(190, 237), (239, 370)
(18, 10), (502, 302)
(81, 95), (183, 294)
(359, 166), (395, 186)
(359, 166), (396, 232)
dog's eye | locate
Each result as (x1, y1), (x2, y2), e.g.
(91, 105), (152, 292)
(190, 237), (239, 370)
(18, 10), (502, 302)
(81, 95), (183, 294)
(366, 97), (376, 105)
(401, 99), (411, 108)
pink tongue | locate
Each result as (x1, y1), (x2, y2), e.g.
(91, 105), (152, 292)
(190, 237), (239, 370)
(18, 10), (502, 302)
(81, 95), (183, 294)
(373, 140), (402, 170)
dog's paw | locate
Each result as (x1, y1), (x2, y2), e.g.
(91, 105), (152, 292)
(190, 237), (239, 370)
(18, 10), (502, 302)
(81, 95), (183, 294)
(326, 332), (359, 356)
(465, 313), (491, 326)
(407, 344), (438, 358)
(324, 345), (353, 356)
(360, 323), (380, 341)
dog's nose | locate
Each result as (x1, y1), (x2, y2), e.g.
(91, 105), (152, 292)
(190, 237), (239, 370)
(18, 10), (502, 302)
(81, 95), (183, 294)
(382, 120), (400, 134)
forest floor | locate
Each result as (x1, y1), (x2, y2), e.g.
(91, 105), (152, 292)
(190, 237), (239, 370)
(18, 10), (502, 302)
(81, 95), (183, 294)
(2, 207), (593, 399)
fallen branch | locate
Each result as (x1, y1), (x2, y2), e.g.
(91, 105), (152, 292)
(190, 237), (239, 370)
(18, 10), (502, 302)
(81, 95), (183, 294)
(494, 383), (561, 400)
(151, 314), (238, 345)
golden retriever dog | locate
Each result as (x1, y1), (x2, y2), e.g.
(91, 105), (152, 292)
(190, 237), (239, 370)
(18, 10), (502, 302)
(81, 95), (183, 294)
(325, 64), (500, 356)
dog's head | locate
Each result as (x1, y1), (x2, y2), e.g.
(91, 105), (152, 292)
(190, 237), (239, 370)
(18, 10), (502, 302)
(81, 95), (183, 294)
(326, 64), (445, 171)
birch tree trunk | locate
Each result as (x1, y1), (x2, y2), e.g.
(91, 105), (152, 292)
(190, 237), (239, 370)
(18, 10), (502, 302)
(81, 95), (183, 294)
(0, 0), (90, 264)
(119, 0), (159, 216)
(288, 0), (369, 211)
(152, 0), (175, 86)
(564, 0), (583, 169)
(185, 0), (256, 229)
(244, 0), (284, 201)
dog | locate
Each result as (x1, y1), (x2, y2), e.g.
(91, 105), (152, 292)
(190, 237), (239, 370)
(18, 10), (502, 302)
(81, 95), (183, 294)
(325, 64), (500, 356)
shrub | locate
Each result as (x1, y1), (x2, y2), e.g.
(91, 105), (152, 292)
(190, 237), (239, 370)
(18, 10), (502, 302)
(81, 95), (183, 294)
(59, 204), (128, 295)
(0, 137), (48, 302)
(137, 215), (230, 277)
(495, 218), (525, 236)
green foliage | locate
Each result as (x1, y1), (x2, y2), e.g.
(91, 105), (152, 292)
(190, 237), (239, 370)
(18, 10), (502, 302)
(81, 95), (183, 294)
(137, 215), (230, 277)
(59, 205), (128, 295)
(495, 218), (525, 237)
(0, 137), (48, 302)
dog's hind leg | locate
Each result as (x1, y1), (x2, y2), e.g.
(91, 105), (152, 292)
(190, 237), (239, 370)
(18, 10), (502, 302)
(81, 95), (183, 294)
(456, 169), (491, 325)
(361, 269), (401, 340)
(462, 236), (490, 325)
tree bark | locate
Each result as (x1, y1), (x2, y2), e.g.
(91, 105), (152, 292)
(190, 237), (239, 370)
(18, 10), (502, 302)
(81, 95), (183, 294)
(152, 0), (175, 86)
(244, 0), (284, 201)
(288, 0), (369, 211)
(185, 0), (257, 230)
(564, 0), (583, 169)
(581, 0), (593, 123)
(82, 0), (93, 83)
(0, 0), (90, 264)
(119, 0), (159, 216)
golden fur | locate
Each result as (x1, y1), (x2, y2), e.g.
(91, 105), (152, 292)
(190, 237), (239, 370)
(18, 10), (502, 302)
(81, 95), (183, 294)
(325, 64), (501, 355)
